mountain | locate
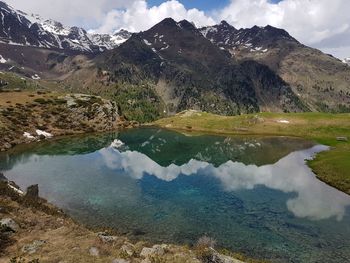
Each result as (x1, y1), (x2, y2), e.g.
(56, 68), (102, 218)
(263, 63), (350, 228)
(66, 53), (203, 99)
(200, 21), (299, 55)
(1, 0), (349, 121)
(78, 17), (305, 120)
(343, 57), (350, 65)
(0, 1), (131, 53)
(201, 21), (350, 112)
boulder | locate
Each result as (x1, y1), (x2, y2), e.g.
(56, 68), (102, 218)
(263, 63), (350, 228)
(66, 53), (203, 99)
(121, 242), (135, 256)
(98, 232), (118, 243)
(140, 245), (166, 258)
(112, 259), (130, 263)
(22, 240), (46, 254)
(0, 218), (20, 232)
(25, 184), (39, 199)
(89, 247), (100, 257)
(0, 172), (8, 182)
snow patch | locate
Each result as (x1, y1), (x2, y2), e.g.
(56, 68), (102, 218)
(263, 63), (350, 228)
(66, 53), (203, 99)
(23, 132), (36, 140)
(343, 57), (350, 65)
(0, 55), (7, 64)
(31, 74), (41, 80)
(36, 129), (53, 138)
(277, 120), (290, 124)
(143, 39), (152, 46)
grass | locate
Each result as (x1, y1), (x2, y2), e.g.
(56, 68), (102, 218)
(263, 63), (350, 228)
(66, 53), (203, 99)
(154, 111), (350, 194)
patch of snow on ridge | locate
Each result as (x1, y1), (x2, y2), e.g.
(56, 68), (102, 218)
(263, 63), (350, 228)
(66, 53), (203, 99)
(0, 55), (7, 64)
(343, 57), (350, 65)
(143, 39), (152, 46)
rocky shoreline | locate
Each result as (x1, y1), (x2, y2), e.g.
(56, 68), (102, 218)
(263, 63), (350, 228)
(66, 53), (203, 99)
(0, 175), (248, 263)
(0, 91), (139, 152)
(0, 92), (255, 263)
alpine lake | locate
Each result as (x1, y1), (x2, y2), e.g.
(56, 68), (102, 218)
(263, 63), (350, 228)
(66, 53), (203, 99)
(1, 128), (350, 263)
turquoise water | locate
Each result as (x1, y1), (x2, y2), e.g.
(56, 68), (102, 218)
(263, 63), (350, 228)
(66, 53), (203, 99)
(1, 128), (350, 262)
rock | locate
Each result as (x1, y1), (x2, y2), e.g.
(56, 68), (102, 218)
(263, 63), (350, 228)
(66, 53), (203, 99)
(0, 172), (8, 182)
(121, 242), (135, 256)
(25, 184), (39, 199)
(112, 259), (130, 263)
(140, 245), (165, 258)
(0, 218), (20, 232)
(211, 250), (245, 263)
(22, 240), (46, 254)
(98, 232), (118, 243)
(89, 246), (100, 257)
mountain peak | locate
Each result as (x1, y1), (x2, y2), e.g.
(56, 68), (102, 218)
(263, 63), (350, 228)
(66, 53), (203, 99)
(177, 19), (196, 30)
(156, 17), (178, 27)
(219, 20), (236, 30)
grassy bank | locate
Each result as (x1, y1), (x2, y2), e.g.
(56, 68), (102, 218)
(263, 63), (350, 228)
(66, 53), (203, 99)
(155, 111), (350, 194)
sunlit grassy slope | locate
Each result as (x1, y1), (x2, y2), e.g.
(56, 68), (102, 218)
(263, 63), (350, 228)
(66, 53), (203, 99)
(155, 111), (350, 194)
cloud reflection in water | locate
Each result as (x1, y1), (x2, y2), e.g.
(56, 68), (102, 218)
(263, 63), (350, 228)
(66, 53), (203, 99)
(99, 145), (350, 221)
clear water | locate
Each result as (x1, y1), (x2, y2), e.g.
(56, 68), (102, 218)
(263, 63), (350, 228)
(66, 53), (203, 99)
(1, 128), (350, 263)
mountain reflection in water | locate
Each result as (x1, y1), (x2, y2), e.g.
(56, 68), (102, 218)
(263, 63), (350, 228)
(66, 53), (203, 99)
(100, 145), (349, 221)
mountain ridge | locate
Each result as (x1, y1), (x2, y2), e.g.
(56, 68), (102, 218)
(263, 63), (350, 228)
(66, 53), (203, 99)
(0, 1), (131, 53)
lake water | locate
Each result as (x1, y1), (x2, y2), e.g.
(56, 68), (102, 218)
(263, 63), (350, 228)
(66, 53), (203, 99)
(1, 128), (350, 262)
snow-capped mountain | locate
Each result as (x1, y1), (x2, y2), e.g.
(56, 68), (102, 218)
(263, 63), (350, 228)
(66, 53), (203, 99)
(200, 21), (299, 54)
(343, 57), (350, 65)
(0, 1), (131, 53)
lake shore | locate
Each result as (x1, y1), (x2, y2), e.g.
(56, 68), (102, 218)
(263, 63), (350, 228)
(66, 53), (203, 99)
(0, 90), (140, 153)
(154, 111), (350, 195)
(0, 180), (256, 263)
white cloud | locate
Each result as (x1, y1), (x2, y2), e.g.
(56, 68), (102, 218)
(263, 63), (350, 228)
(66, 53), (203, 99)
(91, 0), (215, 33)
(99, 145), (350, 221)
(216, 0), (350, 58)
(5, 0), (137, 28)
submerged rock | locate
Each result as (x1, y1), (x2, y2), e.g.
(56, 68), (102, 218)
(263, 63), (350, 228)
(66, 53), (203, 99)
(0, 218), (20, 232)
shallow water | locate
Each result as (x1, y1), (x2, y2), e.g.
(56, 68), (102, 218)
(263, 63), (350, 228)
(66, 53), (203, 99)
(1, 128), (350, 262)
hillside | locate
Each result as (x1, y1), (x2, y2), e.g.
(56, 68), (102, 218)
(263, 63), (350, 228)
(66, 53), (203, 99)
(200, 21), (350, 112)
(92, 18), (305, 117)
(0, 72), (132, 152)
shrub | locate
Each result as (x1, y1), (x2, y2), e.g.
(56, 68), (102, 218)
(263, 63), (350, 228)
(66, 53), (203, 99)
(194, 236), (217, 262)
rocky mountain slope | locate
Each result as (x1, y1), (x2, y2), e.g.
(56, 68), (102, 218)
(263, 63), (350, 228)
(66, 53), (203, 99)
(0, 1), (131, 53)
(200, 21), (350, 112)
(88, 18), (305, 118)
